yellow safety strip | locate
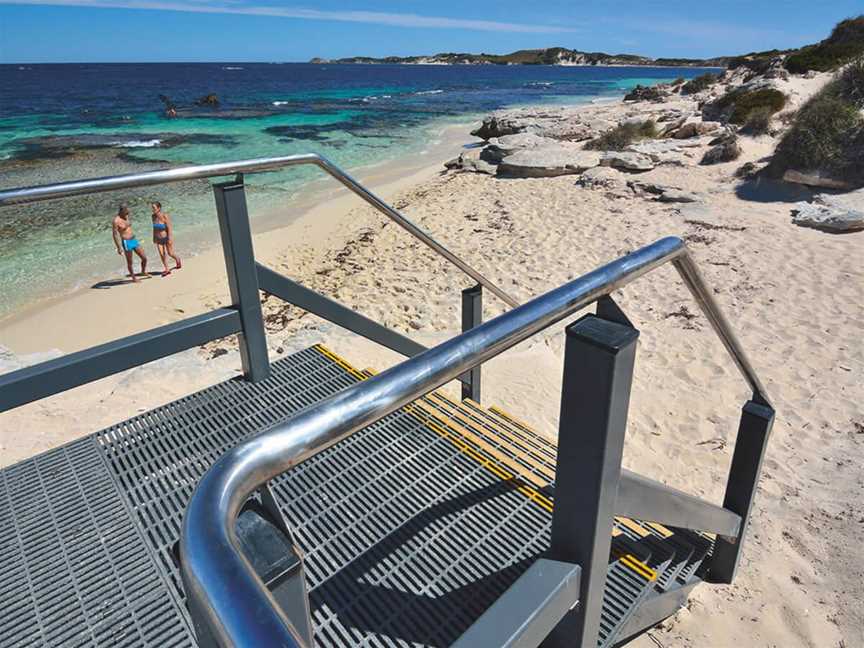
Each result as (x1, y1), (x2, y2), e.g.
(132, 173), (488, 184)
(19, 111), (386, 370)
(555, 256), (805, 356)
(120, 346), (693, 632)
(645, 522), (674, 538)
(313, 346), (553, 512)
(313, 344), (368, 381)
(618, 554), (657, 581)
(405, 404), (555, 513)
(312, 345), (658, 563)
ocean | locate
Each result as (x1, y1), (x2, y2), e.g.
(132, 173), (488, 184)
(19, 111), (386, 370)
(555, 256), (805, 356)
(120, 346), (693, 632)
(0, 63), (707, 318)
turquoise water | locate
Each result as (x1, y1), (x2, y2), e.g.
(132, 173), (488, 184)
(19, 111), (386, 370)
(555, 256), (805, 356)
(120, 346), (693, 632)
(0, 63), (708, 317)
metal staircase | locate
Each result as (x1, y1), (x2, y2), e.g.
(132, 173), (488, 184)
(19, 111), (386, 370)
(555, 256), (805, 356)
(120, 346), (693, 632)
(0, 156), (775, 648)
(1, 344), (715, 648)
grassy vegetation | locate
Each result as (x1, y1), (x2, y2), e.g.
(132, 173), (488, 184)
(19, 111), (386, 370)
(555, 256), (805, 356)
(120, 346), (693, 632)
(785, 16), (864, 73)
(584, 121), (659, 151)
(714, 87), (787, 124)
(681, 73), (719, 94)
(771, 60), (864, 183)
(742, 107), (775, 135)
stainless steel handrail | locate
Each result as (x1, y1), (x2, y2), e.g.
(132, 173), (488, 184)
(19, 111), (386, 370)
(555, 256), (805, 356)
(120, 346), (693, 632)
(0, 154), (520, 309)
(179, 236), (771, 648)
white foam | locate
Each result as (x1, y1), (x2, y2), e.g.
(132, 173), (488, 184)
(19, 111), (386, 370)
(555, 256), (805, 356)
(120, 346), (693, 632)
(272, 101), (290, 106)
(112, 139), (162, 148)
(415, 89), (444, 95)
(223, 66), (244, 70)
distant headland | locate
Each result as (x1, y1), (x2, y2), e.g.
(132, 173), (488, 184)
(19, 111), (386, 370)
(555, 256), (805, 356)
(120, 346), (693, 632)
(309, 47), (730, 67)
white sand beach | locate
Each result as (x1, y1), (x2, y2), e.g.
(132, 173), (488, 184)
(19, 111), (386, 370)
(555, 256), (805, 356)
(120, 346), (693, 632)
(1, 70), (862, 648)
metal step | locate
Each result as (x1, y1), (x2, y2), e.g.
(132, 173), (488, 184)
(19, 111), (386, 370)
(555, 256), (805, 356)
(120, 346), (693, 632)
(0, 344), (706, 648)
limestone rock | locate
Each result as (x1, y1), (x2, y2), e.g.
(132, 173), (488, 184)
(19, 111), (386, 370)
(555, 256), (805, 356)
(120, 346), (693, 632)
(672, 121), (722, 139)
(624, 85), (667, 102)
(792, 200), (864, 232)
(701, 134), (741, 165)
(658, 189), (701, 203)
(577, 166), (624, 189)
(498, 146), (600, 178)
(444, 149), (497, 175)
(600, 152), (655, 172)
(481, 133), (556, 164)
(471, 116), (524, 140)
(625, 140), (685, 162)
(783, 169), (853, 190)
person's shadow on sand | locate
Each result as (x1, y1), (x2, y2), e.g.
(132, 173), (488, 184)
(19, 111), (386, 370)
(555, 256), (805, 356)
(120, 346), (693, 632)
(91, 272), (163, 289)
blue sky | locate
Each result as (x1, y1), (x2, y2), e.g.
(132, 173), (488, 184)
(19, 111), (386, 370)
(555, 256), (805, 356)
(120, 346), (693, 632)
(0, 1), (860, 63)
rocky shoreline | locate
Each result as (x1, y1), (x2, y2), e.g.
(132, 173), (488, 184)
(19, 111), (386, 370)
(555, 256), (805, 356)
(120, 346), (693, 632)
(443, 63), (864, 232)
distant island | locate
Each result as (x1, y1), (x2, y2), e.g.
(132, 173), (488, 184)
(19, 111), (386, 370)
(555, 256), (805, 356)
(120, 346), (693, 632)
(310, 47), (729, 67)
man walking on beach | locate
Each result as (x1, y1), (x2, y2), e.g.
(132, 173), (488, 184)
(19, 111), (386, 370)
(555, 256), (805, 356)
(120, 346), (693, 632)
(151, 201), (182, 276)
(112, 204), (147, 282)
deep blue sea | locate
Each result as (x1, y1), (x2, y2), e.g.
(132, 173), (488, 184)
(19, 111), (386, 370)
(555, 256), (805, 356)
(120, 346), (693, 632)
(0, 63), (708, 316)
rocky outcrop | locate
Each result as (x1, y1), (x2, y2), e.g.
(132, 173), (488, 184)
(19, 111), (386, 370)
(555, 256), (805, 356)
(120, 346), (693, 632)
(701, 133), (741, 165)
(792, 193), (864, 232)
(672, 120), (722, 139)
(498, 147), (601, 178)
(577, 166), (624, 189)
(627, 180), (701, 202)
(624, 85), (667, 102)
(471, 116), (524, 140)
(444, 149), (497, 175)
(480, 133), (554, 164)
(783, 169), (853, 190)
(599, 152), (655, 172)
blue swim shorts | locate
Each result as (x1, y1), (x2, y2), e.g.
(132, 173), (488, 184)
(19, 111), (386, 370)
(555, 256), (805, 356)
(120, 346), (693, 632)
(122, 238), (140, 252)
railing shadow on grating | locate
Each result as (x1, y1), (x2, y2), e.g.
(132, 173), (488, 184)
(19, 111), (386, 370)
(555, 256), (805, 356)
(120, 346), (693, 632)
(0, 156), (775, 648)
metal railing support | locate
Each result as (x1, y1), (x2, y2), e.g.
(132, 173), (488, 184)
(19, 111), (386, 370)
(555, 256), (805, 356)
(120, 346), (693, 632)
(460, 284), (483, 402)
(213, 181), (270, 382)
(708, 400), (775, 583)
(546, 314), (639, 648)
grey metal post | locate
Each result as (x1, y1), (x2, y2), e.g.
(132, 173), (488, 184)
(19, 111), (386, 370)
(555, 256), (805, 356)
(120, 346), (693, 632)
(213, 180), (270, 382)
(460, 284), (483, 402)
(709, 400), (774, 584)
(546, 314), (639, 648)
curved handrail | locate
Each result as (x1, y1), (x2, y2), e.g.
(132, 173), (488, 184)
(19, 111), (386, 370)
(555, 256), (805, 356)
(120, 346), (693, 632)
(0, 154), (519, 309)
(179, 236), (771, 648)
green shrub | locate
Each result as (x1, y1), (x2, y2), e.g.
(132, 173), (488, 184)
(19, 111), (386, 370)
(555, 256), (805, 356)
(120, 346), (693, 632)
(681, 73), (718, 94)
(785, 16), (864, 73)
(772, 92), (864, 177)
(715, 87), (787, 124)
(742, 107), (774, 135)
(585, 120), (659, 151)
(835, 57), (864, 107)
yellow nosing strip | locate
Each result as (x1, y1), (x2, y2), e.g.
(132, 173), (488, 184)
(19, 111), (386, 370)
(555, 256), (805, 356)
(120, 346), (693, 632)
(618, 554), (657, 581)
(315, 344), (660, 569)
(313, 344), (368, 381)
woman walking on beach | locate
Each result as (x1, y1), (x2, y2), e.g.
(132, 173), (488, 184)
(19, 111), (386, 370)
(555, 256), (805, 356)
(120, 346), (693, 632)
(151, 201), (182, 276)
(112, 204), (147, 283)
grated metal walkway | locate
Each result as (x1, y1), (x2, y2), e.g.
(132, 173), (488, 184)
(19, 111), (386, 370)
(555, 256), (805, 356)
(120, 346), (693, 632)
(0, 345), (711, 648)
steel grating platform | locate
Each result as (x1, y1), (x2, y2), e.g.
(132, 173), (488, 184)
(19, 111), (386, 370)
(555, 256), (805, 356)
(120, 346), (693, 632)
(0, 345), (712, 648)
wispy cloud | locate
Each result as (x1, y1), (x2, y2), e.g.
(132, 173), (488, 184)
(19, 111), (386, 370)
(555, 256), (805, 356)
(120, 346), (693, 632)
(1, 0), (581, 33)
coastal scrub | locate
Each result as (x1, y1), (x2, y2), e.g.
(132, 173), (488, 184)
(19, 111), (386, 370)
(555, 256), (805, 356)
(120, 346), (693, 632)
(771, 60), (864, 185)
(585, 120), (659, 151)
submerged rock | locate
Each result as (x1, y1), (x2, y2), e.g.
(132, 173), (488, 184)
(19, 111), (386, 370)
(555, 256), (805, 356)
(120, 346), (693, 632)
(599, 152), (655, 172)
(498, 146), (601, 178)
